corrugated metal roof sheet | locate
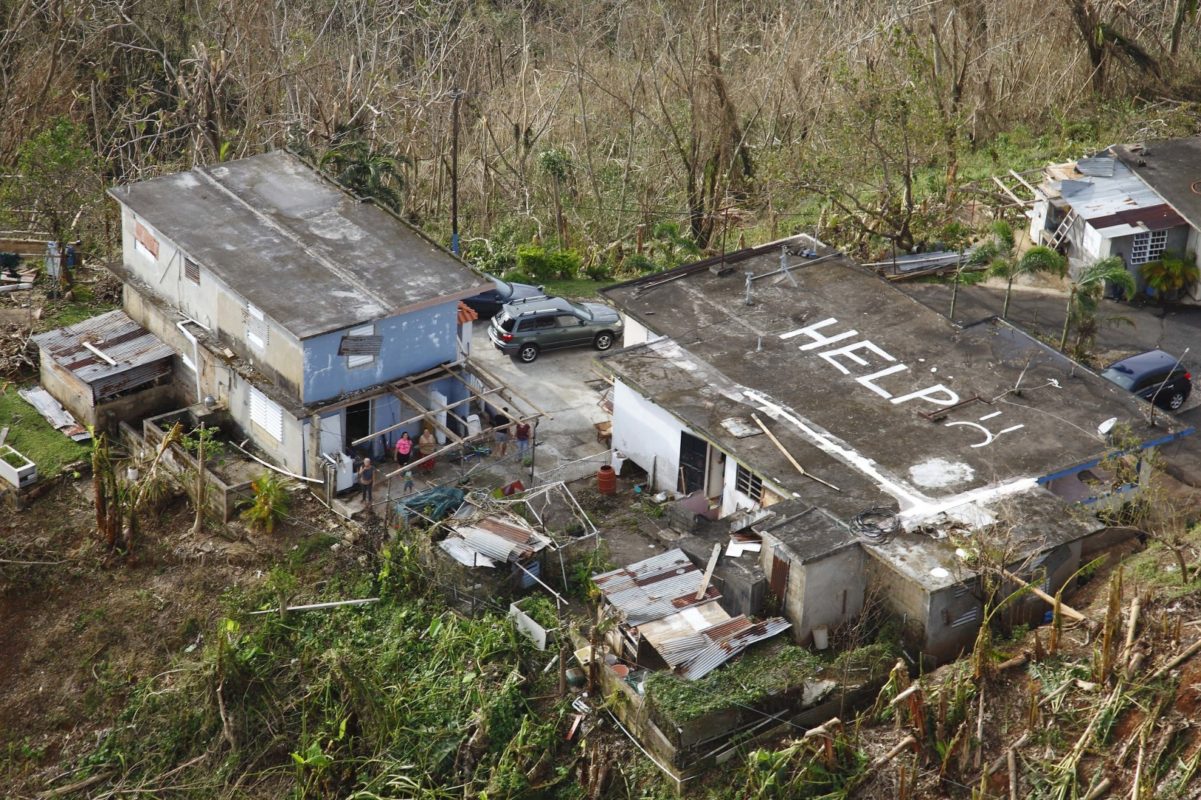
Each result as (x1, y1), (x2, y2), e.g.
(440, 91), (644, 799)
(593, 549), (722, 626)
(442, 512), (551, 567)
(679, 617), (792, 680)
(32, 310), (174, 398)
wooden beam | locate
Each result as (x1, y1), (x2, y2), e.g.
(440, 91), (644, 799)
(1008, 169), (1037, 195)
(82, 340), (117, 365)
(999, 568), (1095, 629)
(391, 384), (462, 444)
(468, 358), (552, 418)
(751, 413), (841, 492)
(695, 543), (722, 600)
(991, 175), (1024, 206)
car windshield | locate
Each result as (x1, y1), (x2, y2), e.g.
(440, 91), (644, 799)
(1101, 366), (1136, 390)
(493, 277), (512, 294)
(568, 300), (592, 320)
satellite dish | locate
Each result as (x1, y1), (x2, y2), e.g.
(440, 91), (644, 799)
(1098, 417), (1118, 436)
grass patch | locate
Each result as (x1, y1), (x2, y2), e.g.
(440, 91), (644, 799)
(38, 285), (118, 330)
(645, 641), (825, 727)
(0, 385), (89, 478)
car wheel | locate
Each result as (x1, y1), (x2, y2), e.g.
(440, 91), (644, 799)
(518, 343), (540, 363)
(1166, 390), (1187, 410)
(594, 332), (614, 351)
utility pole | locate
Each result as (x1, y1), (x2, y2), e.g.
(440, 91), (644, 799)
(450, 89), (462, 256)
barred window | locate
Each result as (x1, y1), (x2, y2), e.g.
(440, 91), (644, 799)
(735, 463), (764, 502)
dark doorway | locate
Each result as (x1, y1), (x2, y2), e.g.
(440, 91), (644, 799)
(679, 431), (708, 494)
(770, 554), (790, 602)
(345, 400), (371, 455)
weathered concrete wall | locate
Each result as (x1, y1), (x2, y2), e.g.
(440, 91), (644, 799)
(38, 353), (94, 426)
(301, 302), (460, 404)
(798, 546), (867, 644)
(120, 206), (306, 402)
(95, 383), (180, 434)
(612, 378), (684, 493)
(618, 313), (660, 348)
(865, 550), (931, 648)
(214, 282), (303, 400)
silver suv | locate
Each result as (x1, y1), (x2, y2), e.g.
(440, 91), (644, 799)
(488, 297), (623, 363)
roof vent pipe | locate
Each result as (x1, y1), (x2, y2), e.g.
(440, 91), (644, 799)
(744, 272), (754, 306)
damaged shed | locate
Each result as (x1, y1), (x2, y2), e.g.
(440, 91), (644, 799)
(593, 548), (790, 680)
(31, 309), (177, 431)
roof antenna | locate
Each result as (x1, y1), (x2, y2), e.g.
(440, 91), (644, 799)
(780, 245), (798, 287)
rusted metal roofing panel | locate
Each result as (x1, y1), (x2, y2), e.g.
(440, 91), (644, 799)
(679, 617), (792, 680)
(32, 310), (174, 391)
(443, 512), (550, 567)
(593, 549), (720, 626)
(92, 361), (171, 400)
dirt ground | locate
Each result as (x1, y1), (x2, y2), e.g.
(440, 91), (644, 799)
(0, 478), (361, 793)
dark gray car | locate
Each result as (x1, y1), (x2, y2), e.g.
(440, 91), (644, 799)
(488, 296), (623, 363)
(1101, 349), (1192, 411)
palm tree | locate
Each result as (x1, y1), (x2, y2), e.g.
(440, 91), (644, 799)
(1059, 256), (1137, 351)
(969, 222), (1066, 319)
(1141, 252), (1200, 308)
(319, 140), (409, 213)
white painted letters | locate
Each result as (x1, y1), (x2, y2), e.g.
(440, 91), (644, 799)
(779, 317), (859, 351)
(819, 339), (896, 375)
(890, 385), (961, 407)
(857, 364), (909, 398)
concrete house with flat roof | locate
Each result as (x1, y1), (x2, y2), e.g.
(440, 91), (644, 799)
(106, 151), (525, 486)
(1029, 137), (1201, 301)
(598, 236), (1193, 663)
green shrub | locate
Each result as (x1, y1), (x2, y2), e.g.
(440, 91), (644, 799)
(515, 245), (581, 281)
(240, 472), (291, 533)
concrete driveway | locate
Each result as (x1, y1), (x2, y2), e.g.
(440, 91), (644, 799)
(468, 323), (614, 486)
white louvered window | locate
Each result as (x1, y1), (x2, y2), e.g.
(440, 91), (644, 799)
(184, 257), (200, 284)
(246, 303), (268, 351)
(1130, 230), (1167, 265)
(249, 386), (283, 443)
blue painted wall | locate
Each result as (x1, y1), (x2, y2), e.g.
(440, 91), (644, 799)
(318, 376), (473, 461)
(302, 302), (460, 404)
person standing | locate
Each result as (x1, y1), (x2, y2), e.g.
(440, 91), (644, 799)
(418, 428), (437, 473)
(394, 431), (413, 467)
(492, 407), (511, 457)
(514, 417), (531, 459)
(357, 457), (376, 514)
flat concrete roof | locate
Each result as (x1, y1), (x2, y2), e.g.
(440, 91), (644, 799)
(109, 150), (490, 339)
(1115, 138), (1201, 232)
(867, 488), (1103, 592)
(601, 239), (1191, 530)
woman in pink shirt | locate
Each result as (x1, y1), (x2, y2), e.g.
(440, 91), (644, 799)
(394, 431), (413, 466)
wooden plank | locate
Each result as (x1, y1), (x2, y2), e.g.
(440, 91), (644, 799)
(991, 175), (1024, 206)
(82, 340), (118, 365)
(1008, 169), (1037, 195)
(391, 384), (463, 444)
(751, 413), (841, 492)
(695, 543), (722, 600)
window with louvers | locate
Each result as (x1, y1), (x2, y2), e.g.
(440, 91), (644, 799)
(249, 386), (283, 443)
(184, 257), (200, 284)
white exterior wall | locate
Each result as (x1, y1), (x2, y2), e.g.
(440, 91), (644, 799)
(619, 314), (661, 348)
(611, 379), (684, 493)
(1189, 229), (1201, 301)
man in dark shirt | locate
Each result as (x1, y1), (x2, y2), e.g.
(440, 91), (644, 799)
(357, 457), (376, 513)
